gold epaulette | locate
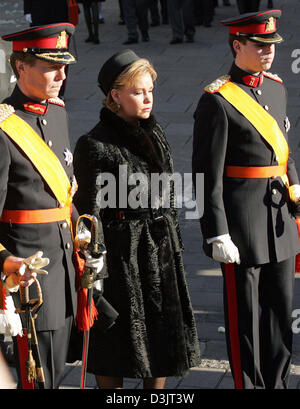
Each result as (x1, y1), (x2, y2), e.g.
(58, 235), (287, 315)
(0, 104), (15, 124)
(48, 97), (65, 107)
(263, 71), (283, 83)
(204, 75), (231, 93)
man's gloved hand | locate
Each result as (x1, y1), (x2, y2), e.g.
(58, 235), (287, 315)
(289, 184), (300, 203)
(4, 251), (49, 292)
(85, 255), (104, 274)
(211, 235), (241, 264)
(25, 13), (32, 23)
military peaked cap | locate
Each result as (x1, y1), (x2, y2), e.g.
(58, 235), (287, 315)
(2, 23), (76, 64)
(221, 9), (283, 44)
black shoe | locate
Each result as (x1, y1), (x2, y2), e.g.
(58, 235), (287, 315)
(118, 20), (125, 25)
(185, 35), (194, 43)
(123, 38), (138, 45)
(93, 38), (100, 44)
(151, 21), (160, 27)
(170, 38), (183, 44)
(142, 35), (150, 42)
(85, 36), (94, 43)
(99, 17), (105, 24)
(162, 18), (169, 24)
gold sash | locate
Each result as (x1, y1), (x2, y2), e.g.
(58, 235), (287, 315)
(217, 81), (289, 186)
(0, 112), (72, 207)
(0, 109), (74, 309)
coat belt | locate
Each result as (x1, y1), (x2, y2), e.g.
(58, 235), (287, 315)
(225, 164), (287, 178)
(0, 205), (72, 224)
(100, 208), (167, 221)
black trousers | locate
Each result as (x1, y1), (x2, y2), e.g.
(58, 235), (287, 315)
(236, 0), (261, 13)
(194, 0), (214, 25)
(121, 0), (150, 40)
(221, 257), (295, 389)
(13, 316), (73, 389)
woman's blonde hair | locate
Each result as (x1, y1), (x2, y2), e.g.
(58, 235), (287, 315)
(104, 58), (157, 113)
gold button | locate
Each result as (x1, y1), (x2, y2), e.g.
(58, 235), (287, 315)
(48, 140), (53, 147)
(66, 242), (71, 249)
(264, 105), (269, 111)
(257, 90), (262, 95)
(42, 119), (47, 125)
(272, 189), (277, 195)
(61, 222), (68, 229)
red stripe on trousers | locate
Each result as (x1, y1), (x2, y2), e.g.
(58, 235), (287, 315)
(224, 263), (243, 389)
(16, 331), (34, 389)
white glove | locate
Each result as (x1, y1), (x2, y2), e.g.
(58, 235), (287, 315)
(289, 184), (300, 203)
(85, 255), (104, 274)
(0, 295), (23, 337)
(211, 235), (241, 264)
(25, 13), (32, 23)
(5, 251), (49, 292)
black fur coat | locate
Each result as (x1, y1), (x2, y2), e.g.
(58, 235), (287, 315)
(73, 107), (200, 377)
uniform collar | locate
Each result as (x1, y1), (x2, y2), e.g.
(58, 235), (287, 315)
(5, 85), (48, 115)
(23, 101), (48, 115)
(229, 63), (264, 88)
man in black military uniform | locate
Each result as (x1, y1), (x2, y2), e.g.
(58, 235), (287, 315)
(192, 10), (300, 389)
(0, 23), (78, 389)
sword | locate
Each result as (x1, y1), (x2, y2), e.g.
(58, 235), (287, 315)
(15, 251), (49, 389)
(17, 280), (45, 388)
(74, 214), (106, 389)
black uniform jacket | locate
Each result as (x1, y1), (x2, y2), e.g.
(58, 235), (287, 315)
(0, 86), (77, 331)
(192, 63), (300, 266)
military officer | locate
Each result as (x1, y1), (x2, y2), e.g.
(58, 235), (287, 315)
(0, 23), (78, 389)
(192, 10), (300, 389)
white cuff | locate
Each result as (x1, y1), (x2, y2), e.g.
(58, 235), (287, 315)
(207, 233), (231, 244)
(289, 184), (300, 202)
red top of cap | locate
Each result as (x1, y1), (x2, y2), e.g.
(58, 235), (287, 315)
(2, 23), (74, 51)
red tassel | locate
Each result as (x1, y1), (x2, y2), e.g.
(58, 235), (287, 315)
(73, 250), (98, 331)
(0, 281), (7, 310)
(295, 218), (300, 274)
(16, 331), (35, 389)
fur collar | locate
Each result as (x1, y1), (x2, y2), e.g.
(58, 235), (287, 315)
(99, 107), (164, 173)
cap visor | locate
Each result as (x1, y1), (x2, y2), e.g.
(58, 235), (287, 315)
(249, 32), (283, 44)
(34, 51), (76, 64)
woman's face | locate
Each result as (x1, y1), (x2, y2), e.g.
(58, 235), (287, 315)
(111, 72), (154, 122)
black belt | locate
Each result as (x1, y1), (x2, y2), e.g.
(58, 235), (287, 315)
(100, 208), (166, 221)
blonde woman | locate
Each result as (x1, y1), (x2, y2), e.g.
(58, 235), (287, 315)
(73, 50), (200, 389)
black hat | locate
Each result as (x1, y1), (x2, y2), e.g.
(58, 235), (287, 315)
(98, 49), (140, 95)
(2, 23), (76, 64)
(221, 9), (283, 44)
